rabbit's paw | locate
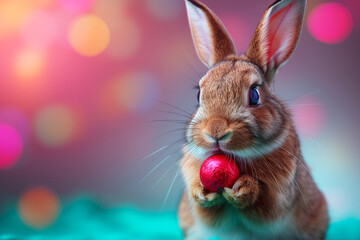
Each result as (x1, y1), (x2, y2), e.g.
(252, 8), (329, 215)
(222, 175), (259, 209)
(192, 184), (221, 208)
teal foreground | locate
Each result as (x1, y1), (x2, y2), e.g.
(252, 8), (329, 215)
(0, 198), (359, 240)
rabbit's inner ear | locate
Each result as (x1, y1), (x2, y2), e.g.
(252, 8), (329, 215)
(246, 0), (306, 83)
(185, 0), (237, 69)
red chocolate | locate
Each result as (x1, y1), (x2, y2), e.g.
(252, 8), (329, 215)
(200, 154), (239, 192)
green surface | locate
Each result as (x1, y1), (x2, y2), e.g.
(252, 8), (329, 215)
(0, 198), (359, 240)
(0, 198), (182, 240)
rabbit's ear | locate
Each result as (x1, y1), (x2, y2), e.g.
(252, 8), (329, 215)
(185, 0), (237, 68)
(246, 0), (306, 83)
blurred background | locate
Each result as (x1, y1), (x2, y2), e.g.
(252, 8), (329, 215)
(0, 0), (359, 239)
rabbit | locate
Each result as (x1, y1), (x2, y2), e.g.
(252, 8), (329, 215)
(177, 0), (329, 239)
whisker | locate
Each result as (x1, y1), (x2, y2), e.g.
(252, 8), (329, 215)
(154, 128), (185, 140)
(256, 150), (283, 194)
(154, 137), (184, 154)
(253, 161), (259, 180)
(282, 89), (323, 103)
(151, 163), (177, 189)
(168, 143), (187, 158)
(153, 99), (193, 116)
(184, 51), (203, 80)
(139, 140), (185, 184)
(151, 109), (191, 119)
(296, 89), (323, 99)
(139, 145), (168, 163)
(289, 103), (324, 107)
(153, 127), (201, 138)
(277, 143), (312, 177)
(267, 134), (313, 177)
(146, 119), (198, 127)
(182, 141), (198, 160)
(143, 142), (188, 189)
(271, 146), (310, 210)
(180, 72), (199, 85)
(147, 119), (188, 124)
(161, 169), (180, 209)
(297, 132), (326, 151)
(272, 155), (309, 210)
(139, 155), (172, 183)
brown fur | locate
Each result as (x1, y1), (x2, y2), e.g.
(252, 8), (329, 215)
(179, 124), (329, 238)
(179, 0), (328, 239)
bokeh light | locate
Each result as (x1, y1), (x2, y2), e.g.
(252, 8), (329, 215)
(13, 48), (46, 81)
(92, 0), (129, 20)
(159, 39), (192, 74)
(115, 72), (158, 112)
(31, 0), (55, 8)
(0, 0), (358, 238)
(20, 11), (59, 49)
(68, 14), (110, 57)
(0, 107), (31, 143)
(59, 0), (94, 13)
(307, 3), (353, 44)
(18, 186), (60, 229)
(146, 0), (182, 19)
(342, 0), (360, 32)
(92, 0), (139, 60)
(106, 17), (141, 60)
(0, 0), (32, 38)
(0, 122), (23, 170)
(34, 105), (80, 147)
(291, 97), (326, 137)
(99, 72), (159, 117)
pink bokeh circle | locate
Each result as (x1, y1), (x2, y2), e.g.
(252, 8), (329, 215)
(59, 0), (94, 13)
(0, 107), (31, 142)
(307, 3), (353, 44)
(0, 122), (23, 170)
(292, 97), (325, 137)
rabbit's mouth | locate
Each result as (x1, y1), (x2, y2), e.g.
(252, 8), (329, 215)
(210, 147), (239, 160)
(212, 149), (225, 155)
(211, 148), (244, 162)
(210, 142), (229, 156)
(185, 142), (250, 163)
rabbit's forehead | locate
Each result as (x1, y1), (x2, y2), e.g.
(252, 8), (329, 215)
(199, 60), (263, 89)
(198, 60), (264, 112)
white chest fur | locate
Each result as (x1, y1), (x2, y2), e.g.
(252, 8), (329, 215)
(188, 204), (297, 240)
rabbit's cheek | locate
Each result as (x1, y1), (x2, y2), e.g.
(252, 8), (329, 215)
(225, 122), (253, 150)
(189, 120), (212, 149)
(251, 103), (286, 143)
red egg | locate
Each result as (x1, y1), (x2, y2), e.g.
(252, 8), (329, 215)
(200, 154), (239, 192)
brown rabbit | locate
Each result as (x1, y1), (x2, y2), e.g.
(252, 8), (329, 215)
(177, 0), (329, 239)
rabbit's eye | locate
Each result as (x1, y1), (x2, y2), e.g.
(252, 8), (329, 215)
(249, 87), (260, 105)
(197, 90), (201, 103)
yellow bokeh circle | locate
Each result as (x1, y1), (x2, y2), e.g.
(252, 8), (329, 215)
(0, 0), (32, 38)
(14, 48), (45, 80)
(68, 14), (110, 57)
(18, 186), (60, 229)
(34, 105), (78, 147)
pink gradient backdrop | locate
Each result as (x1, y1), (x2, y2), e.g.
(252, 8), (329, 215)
(0, 0), (359, 228)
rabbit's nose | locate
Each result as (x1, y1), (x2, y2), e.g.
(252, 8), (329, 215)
(204, 118), (232, 143)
